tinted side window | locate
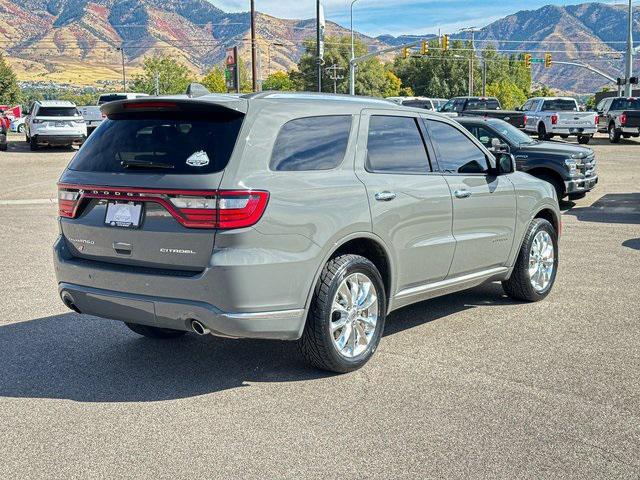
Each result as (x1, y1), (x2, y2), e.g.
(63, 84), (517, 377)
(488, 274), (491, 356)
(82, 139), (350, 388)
(427, 120), (488, 174)
(270, 116), (352, 171)
(366, 116), (431, 174)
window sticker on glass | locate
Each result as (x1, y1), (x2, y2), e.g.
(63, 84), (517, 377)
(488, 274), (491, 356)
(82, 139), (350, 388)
(186, 150), (210, 167)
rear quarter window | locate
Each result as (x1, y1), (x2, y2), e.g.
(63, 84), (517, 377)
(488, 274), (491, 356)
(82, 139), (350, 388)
(270, 116), (352, 171)
(68, 111), (244, 174)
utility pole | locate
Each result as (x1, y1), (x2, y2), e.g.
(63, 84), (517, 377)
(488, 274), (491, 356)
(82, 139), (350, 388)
(316, 0), (322, 92)
(625, 0), (634, 97)
(325, 64), (344, 93)
(117, 46), (126, 92)
(482, 60), (487, 97)
(250, 0), (258, 92)
(461, 27), (481, 96)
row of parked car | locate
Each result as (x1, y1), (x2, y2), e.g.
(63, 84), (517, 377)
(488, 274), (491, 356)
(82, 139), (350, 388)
(388, 94), (640, 145)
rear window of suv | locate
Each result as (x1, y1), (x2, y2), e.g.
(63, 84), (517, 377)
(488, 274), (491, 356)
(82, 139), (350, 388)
(68, 112), (243, 174)
(37, 107), (79, 117)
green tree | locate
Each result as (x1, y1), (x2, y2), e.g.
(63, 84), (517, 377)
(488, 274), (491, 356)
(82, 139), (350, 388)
(296, 36), (407, 97)
(131, 54), (194, 95)
(263, 71), (295, 91)
(201, 66), (227, 93)
(0, 54), (20, 105)
(530, 84), (555, 98)
(485, 79), (527, 109)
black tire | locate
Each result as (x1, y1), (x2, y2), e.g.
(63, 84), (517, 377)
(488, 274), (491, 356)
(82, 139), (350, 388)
(29, 136), (38, 151)
(0, 142), (7, 151)
(502, 218), (558, 302)
(608, 123), (621, 143)
(536, 172), (565, 200)
(568, 192), (586, 201)
(17, 124), (25, 134)
(560, 134), (569, 139)
(623, 134), (631, 139)
(298, 254), (387, 373)
(537, 123), (549, 141)
(577, 135), (591, 145)
(125, 322), (187, 339)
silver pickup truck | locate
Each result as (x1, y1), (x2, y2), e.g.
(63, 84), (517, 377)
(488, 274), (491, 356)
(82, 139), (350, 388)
(522, 97), (597, 144)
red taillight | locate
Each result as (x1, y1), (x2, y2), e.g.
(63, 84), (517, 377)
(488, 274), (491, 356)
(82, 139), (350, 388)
(58, 186), (81, 218)
(620, 113), (627, 125)
(594, 115), (599, 125)
(57, 185), (269, 230)
(551, 114), (558, 125)
(523, 114), (528, 124)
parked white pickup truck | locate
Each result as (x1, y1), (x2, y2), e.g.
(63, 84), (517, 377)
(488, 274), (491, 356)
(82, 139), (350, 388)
(80, 92), (148, 133)
(522, 97), (597, 144)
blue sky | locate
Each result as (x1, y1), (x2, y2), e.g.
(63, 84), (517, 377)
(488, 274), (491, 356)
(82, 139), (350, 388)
(208, 1), (619, 36)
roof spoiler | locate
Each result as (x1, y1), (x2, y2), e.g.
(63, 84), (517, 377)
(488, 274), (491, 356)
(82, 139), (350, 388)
(186, 83), (211, 98)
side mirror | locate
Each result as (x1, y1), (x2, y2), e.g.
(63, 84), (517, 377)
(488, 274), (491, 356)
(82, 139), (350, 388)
(497, 153), (516, 175)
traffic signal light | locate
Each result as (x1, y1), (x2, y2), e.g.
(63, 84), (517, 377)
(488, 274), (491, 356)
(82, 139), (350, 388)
(544, 53), (552, 68)
(421, 40), (429, 55)
(402, 47), (410, 59)
(441, 35), (449, 51)
(524, 53), (532, 68)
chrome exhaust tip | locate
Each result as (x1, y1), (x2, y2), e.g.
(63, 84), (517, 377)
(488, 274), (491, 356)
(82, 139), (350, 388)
(61, 291), (81, 314)
(190, 320), (211, 336)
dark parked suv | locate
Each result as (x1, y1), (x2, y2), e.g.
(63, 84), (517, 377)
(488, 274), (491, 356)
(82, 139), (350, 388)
(54, 92), (560, 372)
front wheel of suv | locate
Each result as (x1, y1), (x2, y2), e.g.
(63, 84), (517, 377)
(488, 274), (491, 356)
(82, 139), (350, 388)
(502, 218), (558, 302)
(125, 322), (187, 339)
(298, 254), (387, 373)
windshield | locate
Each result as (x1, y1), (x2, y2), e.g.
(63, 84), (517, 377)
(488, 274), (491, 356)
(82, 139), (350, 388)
(441, 100), (456, 112)
(541, 99), (577, 111)
(68, 112), (244, 174)
(489, 120), (535, 145)
(37, 107), (79, 117)
(611, 98), (640, 110)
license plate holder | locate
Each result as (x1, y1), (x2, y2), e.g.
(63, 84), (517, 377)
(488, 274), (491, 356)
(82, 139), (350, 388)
(105, 202), (143, 228)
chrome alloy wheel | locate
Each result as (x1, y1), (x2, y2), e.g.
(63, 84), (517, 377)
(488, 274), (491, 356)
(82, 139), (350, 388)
(330, 273), (378, 358)
(529, 230), (555, 292)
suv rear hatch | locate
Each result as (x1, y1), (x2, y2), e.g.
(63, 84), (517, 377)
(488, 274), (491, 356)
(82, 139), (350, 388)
(57, 97), (266, 273)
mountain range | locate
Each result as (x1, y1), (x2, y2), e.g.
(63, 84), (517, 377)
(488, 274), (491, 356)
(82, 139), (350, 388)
(0, 0), (638, 93)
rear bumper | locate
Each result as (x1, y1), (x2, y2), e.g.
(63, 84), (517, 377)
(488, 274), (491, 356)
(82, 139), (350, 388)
(58, 282), (305, 340)
(565, 175), (598, 194)
(33, 134), (86, 146)
(551, 127), (596, 136)
(621, 127), (640, 135)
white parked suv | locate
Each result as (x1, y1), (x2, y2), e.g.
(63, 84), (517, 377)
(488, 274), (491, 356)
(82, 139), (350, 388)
(25, 100), (87, 150)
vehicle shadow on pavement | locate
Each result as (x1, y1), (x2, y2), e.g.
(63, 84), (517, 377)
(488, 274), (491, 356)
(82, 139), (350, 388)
(4, 138), (77, 154)
(0, 284), (514, 403)
(563, 193), (640, 225)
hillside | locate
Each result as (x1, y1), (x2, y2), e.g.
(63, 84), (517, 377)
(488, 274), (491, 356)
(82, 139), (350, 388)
(0, 1), (638, 93)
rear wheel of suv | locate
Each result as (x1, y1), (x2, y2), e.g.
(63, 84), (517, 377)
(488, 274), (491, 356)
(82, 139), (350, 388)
(538, 124), (549, 141)
(502, 218), (558, 302)
(299, 254), (386, 373)
(29, 136), (38, 151)
(124, 322), (187, 339)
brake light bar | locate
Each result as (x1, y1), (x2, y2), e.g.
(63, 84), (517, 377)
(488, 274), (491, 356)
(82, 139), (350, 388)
(57, 184), (269, 229)
(123, 102), (178, 110)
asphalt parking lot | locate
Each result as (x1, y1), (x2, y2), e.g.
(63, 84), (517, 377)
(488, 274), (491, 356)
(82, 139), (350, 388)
(0, 133), (638, 479)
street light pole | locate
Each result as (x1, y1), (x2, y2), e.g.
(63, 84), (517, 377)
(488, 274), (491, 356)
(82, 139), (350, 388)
(625, 0), (634, 97)
(349, 0), (361, 95)
(250, 0), (258, 92)
(461, 27), (480, 96)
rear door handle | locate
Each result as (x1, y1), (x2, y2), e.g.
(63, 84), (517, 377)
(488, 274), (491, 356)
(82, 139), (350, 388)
(375, 191), (396, 202)
(454, 189), (472, 199)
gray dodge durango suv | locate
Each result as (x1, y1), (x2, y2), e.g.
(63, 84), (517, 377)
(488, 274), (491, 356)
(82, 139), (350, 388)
(54, 92), (561, 373)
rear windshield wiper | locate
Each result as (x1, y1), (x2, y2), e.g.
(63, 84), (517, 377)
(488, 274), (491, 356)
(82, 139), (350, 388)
(120, 159), (175, 170)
